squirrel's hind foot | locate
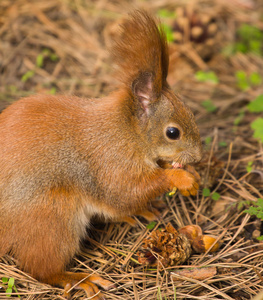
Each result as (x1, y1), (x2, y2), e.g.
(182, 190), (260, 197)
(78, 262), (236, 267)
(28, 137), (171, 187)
(46, 272), (114, 299)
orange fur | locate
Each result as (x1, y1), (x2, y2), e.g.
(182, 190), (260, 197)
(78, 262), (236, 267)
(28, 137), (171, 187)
(112, 10), (169, 95)
(0, 10), (202, 298)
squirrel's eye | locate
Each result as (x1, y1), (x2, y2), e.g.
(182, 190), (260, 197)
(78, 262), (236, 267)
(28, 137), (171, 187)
(166, 127), (180, 140)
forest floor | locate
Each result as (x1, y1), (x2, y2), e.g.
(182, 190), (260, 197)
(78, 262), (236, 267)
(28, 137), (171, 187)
(0, 0), (263, 299)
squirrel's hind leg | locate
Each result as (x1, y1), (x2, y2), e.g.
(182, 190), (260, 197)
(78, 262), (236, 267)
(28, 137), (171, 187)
(46, 272), (114, 300)
(9, 188), (114, 299)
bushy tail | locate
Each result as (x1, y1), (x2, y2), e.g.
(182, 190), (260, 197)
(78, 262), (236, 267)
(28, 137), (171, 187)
(111, 10), (169, 96)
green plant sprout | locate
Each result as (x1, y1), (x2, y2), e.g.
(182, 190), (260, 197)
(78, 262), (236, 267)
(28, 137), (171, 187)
(223, 24), (263, 56)
(246, 161), (253, 173)
(219, 141), (227, 147)
(236, 24), (263, 55)
(204, 136), (212, 146)
(247, 94), (263, 143)
(250, 72), (262, 86)
(201, 99), (217, 112)
(48, 87), (57, 95)
(235, 71), (262, 91)
(21, 70), (35, 83)
(36, 48), (59, 68)
(235, 71), (249, 91)
(1, 277), (20, 298)
(21, 48), (59, 83)
(247, 95), (263, 112)
(234, 95), (263, 142)
(146, 221), (157, 230)
(237, 200), (252, 211)
(202, 188), (220, 201)
(195, 71), (219, 84)
(251, 118), (263, 142)
(160, 23), (174, 42)
(157, 9), (176, 43)
(158, 9), (176, 18)
(244, 199), (263, 241)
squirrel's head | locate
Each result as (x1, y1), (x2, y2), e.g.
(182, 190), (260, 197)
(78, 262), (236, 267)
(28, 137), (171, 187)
(130, 73), (202, 169)
(113, 10), (202, 169)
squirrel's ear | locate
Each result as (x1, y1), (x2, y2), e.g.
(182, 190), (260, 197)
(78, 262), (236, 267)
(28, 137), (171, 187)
(132, 72), (153, 114)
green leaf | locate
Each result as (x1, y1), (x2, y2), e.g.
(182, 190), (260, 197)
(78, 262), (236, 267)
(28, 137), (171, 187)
(235, 42), (247, 53)
(146, 221), (157, 230)
(201, 100), (217, 112)
(157, 9), (175, 18)
(212, 192), (220, 201)
(244, 206), (258, 215)
(249, 72), (262, 86)
(49, 87), (57, 95)
(245, 199), (263, 221)
(205, 136), (212, 145)
(246, 161), (253, 173)
(257, 198), (263, 209)
(235, 70), (250, 91)
(249, 40), (262, 54)
(6, 287), (12, 296)
(195, 71), (219, 84)
(42, 48), (50, 56)
(8, 278), (14, 288)
(251, 117), (263, 142)
(247, 95), (263, 113)
(50, 53), (59, 61)
(226, 24), (263, 55)
(235, 70), (246, 81)
(36, 54), (44, 68)
(203, 188), (210, 197)
(257, 236), (263, 241)
(2, 277), (8, 283)
(160, 23), (174, 42)
(238, 24), (263, 42)
(21, 70), (35, 82)
(219, 141), (227, 147)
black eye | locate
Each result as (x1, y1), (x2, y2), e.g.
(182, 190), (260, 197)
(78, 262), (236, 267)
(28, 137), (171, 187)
(166, 127), (180, 140)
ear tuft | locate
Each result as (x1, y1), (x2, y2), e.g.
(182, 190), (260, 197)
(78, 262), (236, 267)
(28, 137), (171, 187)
(111, 10), (169, 93)
(132, 72), (153, 113)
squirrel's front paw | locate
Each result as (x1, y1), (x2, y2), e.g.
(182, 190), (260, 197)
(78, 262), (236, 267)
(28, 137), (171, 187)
(170, 168), (200, 196)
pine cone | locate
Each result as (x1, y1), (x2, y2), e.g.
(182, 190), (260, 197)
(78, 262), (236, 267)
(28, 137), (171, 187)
(172, 7), (218, 44)
(137, 223), (191, 267)
(172, 7), (219, 59)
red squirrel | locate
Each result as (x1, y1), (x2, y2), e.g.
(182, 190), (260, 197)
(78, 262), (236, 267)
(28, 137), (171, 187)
(0, 10), (202, 299)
